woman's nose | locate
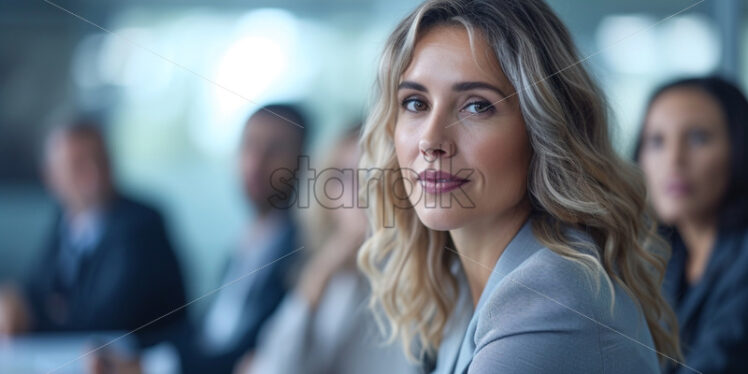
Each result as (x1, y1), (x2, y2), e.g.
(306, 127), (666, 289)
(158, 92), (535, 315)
(418, 111), (455, 162)
(665, 138), (687, 169)
(419, 140), (454, 161)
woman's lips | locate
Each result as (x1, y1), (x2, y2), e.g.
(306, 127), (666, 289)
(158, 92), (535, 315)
(664, 180), (692, 198)
(417, 169), (470, 194)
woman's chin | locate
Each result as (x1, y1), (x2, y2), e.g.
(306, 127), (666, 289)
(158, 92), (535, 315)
(414, 206), (466, 231)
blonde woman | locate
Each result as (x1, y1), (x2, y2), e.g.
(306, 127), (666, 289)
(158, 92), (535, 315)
(357, 0), (682, 373)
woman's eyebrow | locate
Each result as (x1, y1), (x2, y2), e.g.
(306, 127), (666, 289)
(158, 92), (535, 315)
(452, 81), (507, 98)
(397, 80), (508, 99)
(398, 81), (428, 92)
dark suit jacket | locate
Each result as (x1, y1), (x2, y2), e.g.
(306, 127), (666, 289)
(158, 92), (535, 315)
(25, 194), (188, 347)
(162, 213), (300, 374)
(663, 226), (748, 374)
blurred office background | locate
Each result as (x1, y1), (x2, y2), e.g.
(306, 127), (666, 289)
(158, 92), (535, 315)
(0, 0), (745, 317)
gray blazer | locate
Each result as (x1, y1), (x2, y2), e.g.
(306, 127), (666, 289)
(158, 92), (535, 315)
(431, 219), (661, 373)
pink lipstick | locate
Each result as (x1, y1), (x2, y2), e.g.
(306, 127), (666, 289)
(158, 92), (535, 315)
(417, 169), (470, 194)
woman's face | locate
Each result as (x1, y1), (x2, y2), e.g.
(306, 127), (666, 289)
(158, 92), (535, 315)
(639, 88), (731, 225)
(394, 25), (531, 231)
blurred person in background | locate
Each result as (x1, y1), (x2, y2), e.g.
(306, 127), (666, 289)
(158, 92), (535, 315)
(240, 126), (420, 374)
(91, 104), (308, 374)
(179, 103), (307, 373)
(0, 120), (187, 346)
(636, 76), (748, 373)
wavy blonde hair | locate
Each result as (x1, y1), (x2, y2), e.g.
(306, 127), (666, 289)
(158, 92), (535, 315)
(357, 0), (681, 365)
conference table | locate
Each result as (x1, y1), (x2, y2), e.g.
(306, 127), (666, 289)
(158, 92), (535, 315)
(0, 332), (136, 374)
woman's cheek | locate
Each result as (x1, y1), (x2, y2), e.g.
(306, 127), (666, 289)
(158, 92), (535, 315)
(696, 147), (730, 208)
(475, 128), (530, 196)
(477, 126), (528, 167)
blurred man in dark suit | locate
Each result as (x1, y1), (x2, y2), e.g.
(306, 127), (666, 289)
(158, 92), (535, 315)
(91, 104), (309, 374)
(0, 121), (187, 347)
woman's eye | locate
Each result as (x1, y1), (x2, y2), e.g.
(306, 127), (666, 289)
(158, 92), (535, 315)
(645, 134), (664, 150)
(462, 100), (495, 115)
(402, 98), (427, 112)
(687, 129), (710, 146)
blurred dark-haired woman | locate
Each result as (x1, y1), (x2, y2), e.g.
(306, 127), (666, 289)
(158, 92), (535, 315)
(636, 76), (748, 373)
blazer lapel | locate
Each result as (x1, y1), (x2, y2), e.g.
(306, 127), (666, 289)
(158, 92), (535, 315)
(66, 210), (115, 313)
(678, 231), (740, 332)
(453, 219), (545, 374)
(431, 269), (473, 374)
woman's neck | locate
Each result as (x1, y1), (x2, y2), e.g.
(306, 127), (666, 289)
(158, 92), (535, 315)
(449, 199), (531, 306)
(677, 215), (718, 285)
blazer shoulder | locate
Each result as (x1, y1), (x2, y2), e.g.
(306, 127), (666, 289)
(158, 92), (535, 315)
(467, 231), (659, 373)
(479, 247), (613, 327)
(714, 227), (748, 294)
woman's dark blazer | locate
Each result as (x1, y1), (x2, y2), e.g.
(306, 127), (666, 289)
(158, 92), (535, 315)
(662, 226), (748, 374)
